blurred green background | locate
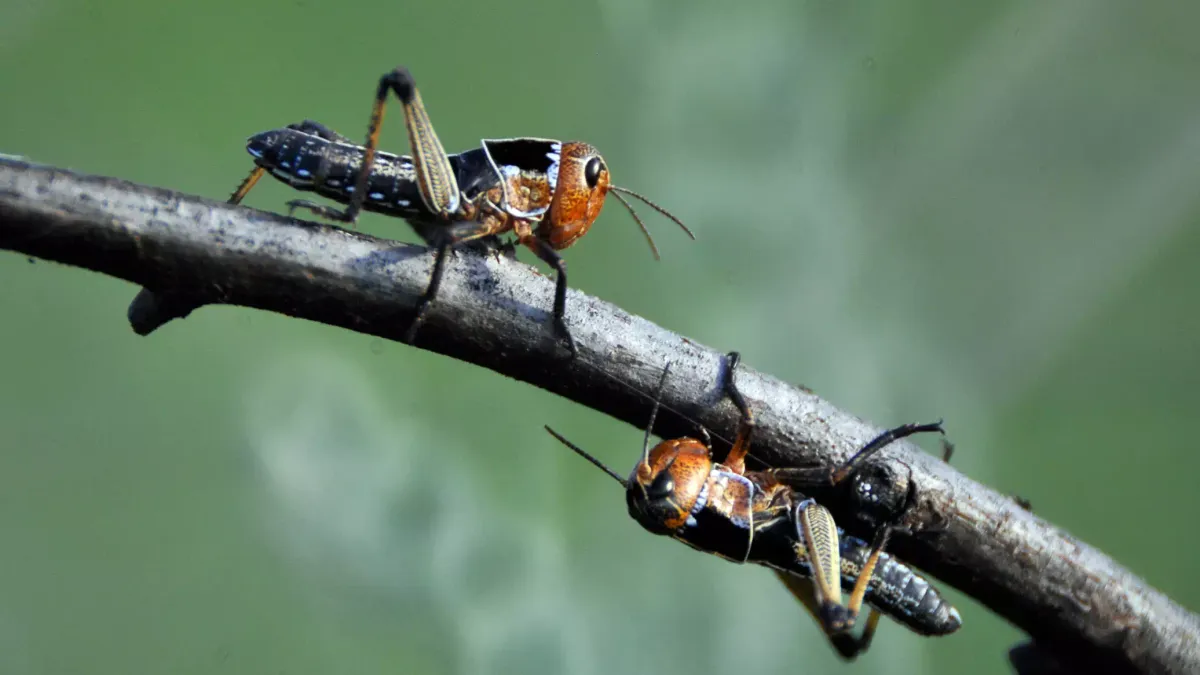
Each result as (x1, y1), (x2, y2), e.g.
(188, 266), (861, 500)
(3, 1), (1199, 673)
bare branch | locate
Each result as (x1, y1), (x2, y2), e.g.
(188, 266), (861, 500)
(2, 157), (1197, 675)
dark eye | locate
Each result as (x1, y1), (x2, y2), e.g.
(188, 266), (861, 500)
(584, 157), (605, 189)
(647, 471), (674, 500)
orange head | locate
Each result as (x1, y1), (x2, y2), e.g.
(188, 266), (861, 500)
(542, 142), (610, 250)
(625, 437), (713, 534)
(544, 363), (715, 537)
(539, 142), (696, 254)
(543, 425), (715, 537)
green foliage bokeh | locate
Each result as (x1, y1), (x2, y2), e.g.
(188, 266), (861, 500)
(2, 1), (1199, 673)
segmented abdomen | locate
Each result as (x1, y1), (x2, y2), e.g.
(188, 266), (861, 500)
(245, 127), (427, 217)
(766, 525), (960, 635)
(836, 533), (962, 635)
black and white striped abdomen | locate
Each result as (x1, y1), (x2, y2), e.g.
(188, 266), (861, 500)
(244, 127), (426, 217)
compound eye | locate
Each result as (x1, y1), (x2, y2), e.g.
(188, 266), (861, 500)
(584, 156), (605, 189)
(647, 471), (674, 500)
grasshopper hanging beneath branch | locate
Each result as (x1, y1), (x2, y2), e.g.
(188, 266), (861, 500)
(545, 353), (961, 659)
(230, 66), (694, 357)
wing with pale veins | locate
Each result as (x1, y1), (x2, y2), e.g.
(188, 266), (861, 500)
(800, 501), (843, 605)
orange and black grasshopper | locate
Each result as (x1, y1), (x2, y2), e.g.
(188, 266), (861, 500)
(229, 66), (694, 356)
(545, 353), (961, 659)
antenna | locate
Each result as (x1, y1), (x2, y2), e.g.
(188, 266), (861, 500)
(611, 186), (696, 261)
(641, 363), (673, 473)
(544, 426), (626, 486)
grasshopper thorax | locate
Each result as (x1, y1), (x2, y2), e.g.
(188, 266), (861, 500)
(625, 438), (712, 535)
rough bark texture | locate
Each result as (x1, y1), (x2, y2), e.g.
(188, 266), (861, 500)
(2, 157), (1197, 675)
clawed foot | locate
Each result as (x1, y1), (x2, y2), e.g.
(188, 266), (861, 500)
(552, 316), (578, 360)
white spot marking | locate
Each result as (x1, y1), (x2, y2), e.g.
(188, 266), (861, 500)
(547, 157), (560, 192)
(689, 481), (710, 518)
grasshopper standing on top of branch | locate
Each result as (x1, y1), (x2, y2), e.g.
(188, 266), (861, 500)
(230, 66), (695, 357)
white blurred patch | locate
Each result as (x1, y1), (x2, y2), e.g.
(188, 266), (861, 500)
(241, 351), (597, 675)
(243, 353), (419, 594)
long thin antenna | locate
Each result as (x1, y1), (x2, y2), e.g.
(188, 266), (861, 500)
(642, 362), (673, 472)
(545, 426), (626, 486)
(611, 186), (697, 262)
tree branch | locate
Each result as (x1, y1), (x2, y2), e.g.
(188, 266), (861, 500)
(2, 157), (1196, 675)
